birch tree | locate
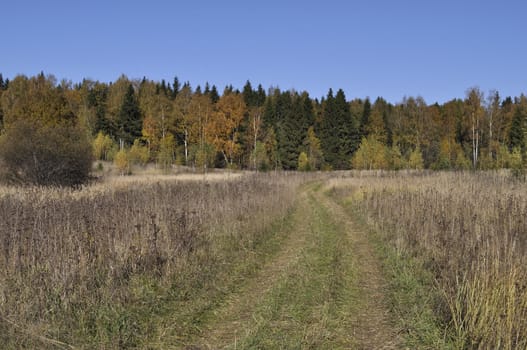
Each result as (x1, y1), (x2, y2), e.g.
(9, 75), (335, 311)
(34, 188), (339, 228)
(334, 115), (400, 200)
(465, 87), (484, 168)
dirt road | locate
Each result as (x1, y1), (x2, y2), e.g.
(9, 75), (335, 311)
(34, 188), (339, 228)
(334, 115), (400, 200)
(188, 182), (401, 349)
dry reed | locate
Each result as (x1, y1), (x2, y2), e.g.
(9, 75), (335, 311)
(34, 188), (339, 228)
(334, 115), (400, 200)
(0, 172), (311, 347)
(329, 171), (527, 349)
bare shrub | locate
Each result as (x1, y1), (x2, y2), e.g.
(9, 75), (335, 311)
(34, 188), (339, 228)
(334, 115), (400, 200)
(0, 119), (92, 187)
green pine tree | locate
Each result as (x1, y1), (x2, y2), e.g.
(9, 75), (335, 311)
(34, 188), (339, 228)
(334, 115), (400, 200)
(88, 83), (113, 136)
(243, 80), (257, 107)
(319, 89), (356, 169)
(117, 84), (142, 146)
(209, 85), (220, 104)
(509, 106), (525, 152)
(334, 89), (356, 168)
(263, 90), (277, 128)
(360, 98), (371, 138)
(256, 84), (266, 106)
(319, 89), (336, 168)
(276, 92), (298, 170)
(172, 76), (180, 100)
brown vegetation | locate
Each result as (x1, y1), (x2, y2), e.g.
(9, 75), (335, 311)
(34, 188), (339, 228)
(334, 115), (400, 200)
(0, 173), (310, 348)
(330, 171), (527, 349)
(0, 119), (92, 186)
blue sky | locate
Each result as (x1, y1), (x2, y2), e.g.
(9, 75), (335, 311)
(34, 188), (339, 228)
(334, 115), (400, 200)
(2, 0), (526, 103)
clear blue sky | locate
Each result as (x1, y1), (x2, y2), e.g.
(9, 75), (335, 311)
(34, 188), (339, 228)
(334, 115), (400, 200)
(2, 0), (526, 103)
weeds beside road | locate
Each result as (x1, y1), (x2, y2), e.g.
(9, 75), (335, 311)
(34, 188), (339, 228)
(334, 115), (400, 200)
(1, 171), (525, 349)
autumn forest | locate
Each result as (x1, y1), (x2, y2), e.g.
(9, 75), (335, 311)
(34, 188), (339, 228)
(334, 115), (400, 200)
(0, 72), (526, 183)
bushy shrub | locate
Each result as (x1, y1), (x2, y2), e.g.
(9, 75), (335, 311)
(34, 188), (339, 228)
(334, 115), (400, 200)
(129, 139), (150, 166)
(0, 119), (92, 186)
(114, 148), (130, 175)
(298, 151), (309, 171)
(93, 131), (116, 161)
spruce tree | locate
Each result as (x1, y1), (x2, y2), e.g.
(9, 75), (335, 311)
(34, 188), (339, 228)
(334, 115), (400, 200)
(160, 79), (168, 95)
(256, 84), (266, 106)
(319, 89), (337, 167)
(87, 83), (113, 136)
(172, 77), (180, 99)
(242, 80), (256, 107)
(299, 92), (314, 136)
(360, 98), (371, 138)
(318, 89), (356, 169)
(275, 92), (296, 169)
(509, 106), (525, 151)
(334, 89), (355, 168)
(117, 84), (142, 146)
(210, 85), (220, 103)
(263, 89), (280, 128)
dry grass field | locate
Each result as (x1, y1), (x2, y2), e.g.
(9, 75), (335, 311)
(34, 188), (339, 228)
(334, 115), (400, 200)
(0, 171), (313, 348)
(1, 170), (526, 349)
(329, 170), (527, 349)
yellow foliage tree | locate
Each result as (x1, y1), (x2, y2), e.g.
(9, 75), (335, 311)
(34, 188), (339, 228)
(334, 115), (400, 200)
(210, 92), (246, 166)
(93, 131), (115, 161)
(351, 136), (388, 170)
(454, 148), (471, 170)
(157, 133), (175, 172)
(114, 148), (130, 175)
(1, 74), (75, 127)
(298, 151), (309, 171)
(495, 144), (512, 168)
(129, 139), (149, 166)
(435, 138), (455, 169)
(366, 109), (387, 144)
(387, 145), (405, 170)
(189, 93), (213, 169)
(407, 146), (424, 169)
(139, 80), (174, 155)
(304, 126), (323, 170)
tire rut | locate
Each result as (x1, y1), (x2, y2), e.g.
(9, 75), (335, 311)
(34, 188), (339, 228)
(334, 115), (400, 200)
(188, 190), (314, 349)
(187, 183), (401, 349)
(314, 188), (402, 349)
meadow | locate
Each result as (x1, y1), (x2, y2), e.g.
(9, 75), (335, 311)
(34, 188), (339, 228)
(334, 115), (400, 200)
(0, 172), (312, 348)
(1, 170), (526, 349)
(330, 170), (527, 349)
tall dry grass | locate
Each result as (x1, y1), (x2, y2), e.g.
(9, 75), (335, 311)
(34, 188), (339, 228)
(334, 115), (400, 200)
(0, 172), (312, 348)
(329, 171), (527, 349)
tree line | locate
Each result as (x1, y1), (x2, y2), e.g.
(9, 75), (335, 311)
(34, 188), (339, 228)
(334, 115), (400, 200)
(0, 72), (526, 184)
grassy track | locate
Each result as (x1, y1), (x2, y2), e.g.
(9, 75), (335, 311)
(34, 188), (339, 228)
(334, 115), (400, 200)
(186, 183), (400, 349)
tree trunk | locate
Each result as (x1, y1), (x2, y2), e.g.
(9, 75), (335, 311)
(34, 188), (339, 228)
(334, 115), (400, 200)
(489, 111), (493, 159)
(472, 113), (477, 169)
(184, 129), (188, 165)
